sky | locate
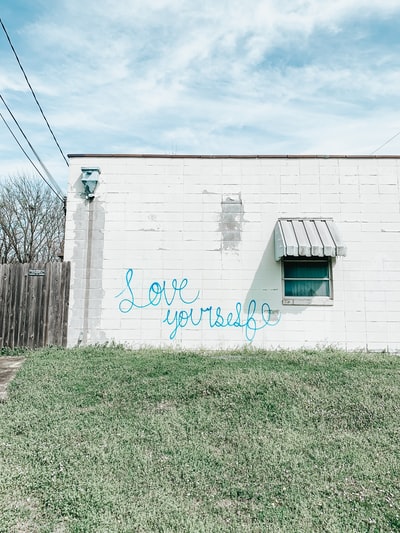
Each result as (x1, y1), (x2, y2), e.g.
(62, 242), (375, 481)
(1, 0), (400, 193)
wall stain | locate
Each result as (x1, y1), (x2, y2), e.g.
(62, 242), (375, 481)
(219, 193), (243, 250)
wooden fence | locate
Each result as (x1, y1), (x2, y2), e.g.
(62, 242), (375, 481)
(0, 262), (70, 349)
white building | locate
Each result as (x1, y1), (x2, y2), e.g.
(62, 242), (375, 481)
(64, 154), (400, 352)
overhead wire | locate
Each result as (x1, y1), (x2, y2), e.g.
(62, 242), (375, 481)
(0, 17), (69, 167)
(370, 130), (400, 155)
(0, 110), (64, 202)
(0, 93), (65, 199)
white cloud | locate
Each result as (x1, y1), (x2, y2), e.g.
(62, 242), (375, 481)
(2, 0), (400, 189)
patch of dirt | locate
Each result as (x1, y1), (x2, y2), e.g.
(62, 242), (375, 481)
(0, 357), (25, 401)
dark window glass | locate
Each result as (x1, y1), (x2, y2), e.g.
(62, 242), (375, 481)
(283, 259), (331, 298)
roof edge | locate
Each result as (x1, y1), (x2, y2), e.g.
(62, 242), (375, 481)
(67, 153), (400, 160)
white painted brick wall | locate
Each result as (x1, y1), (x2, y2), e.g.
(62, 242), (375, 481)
(63, 156), (400, 352)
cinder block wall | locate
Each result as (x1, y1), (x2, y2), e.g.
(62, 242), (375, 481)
(64, 155), (400, 351)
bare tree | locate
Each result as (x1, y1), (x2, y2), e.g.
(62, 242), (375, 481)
(0, 174), (65, 263)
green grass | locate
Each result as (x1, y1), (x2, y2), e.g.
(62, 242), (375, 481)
(1, 346), (400, 532)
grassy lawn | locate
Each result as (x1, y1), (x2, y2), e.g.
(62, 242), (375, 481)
(0, 347), (400, 532)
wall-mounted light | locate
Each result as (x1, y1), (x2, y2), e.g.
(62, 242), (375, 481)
(81, 167), (101, 200)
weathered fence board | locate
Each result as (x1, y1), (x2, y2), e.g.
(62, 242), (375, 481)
(0, 262), (70, 349)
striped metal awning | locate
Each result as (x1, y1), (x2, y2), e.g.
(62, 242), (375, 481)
(274, 218), (347, 260)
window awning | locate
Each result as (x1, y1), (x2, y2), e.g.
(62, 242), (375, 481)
(274, 218), (347, 260)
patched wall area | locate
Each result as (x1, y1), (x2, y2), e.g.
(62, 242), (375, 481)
(64, 155), (400, 352)
(219, 193), (243, 250)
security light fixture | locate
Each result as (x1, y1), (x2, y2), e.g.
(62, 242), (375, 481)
(81, 167), (101, 200)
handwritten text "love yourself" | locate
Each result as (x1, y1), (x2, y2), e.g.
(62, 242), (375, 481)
(116, 268), (280, 341)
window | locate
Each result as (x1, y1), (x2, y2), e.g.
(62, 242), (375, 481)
(274, 218), (345, 306)
(282, 258), (333, 305)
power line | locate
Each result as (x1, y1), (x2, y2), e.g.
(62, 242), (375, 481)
(0, 110), (64, 202)
(0, 17), (69, 167)
(0, 111), (64, 202)
(0, 93), (64, 199)
(370, 130), (400, 155)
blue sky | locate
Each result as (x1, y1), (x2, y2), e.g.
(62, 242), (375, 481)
(1, 0), (400, 192)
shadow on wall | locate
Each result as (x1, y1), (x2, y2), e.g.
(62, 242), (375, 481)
(71, 176), (107, 345)
(244, 232), (305, 317)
